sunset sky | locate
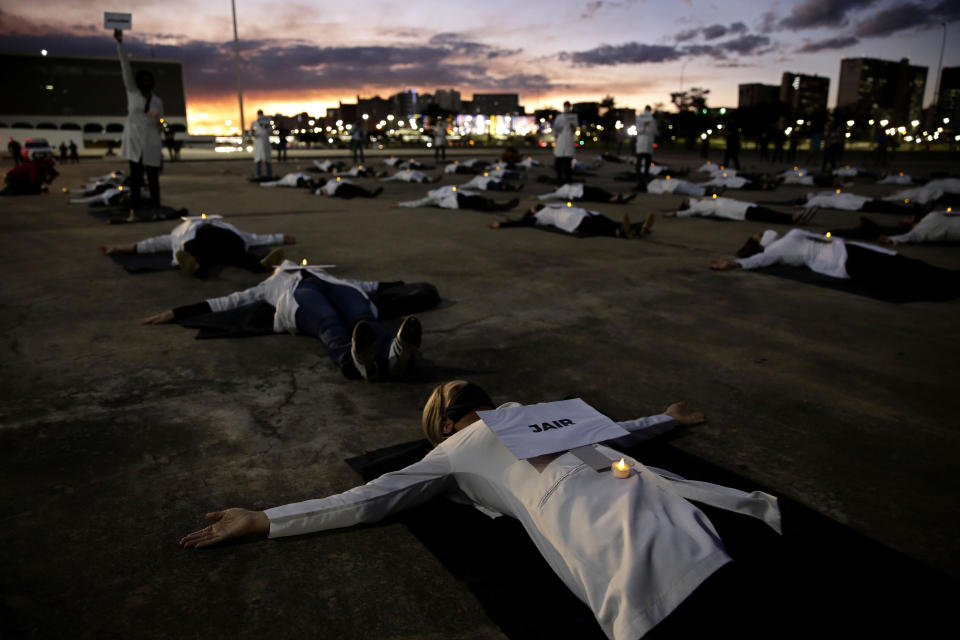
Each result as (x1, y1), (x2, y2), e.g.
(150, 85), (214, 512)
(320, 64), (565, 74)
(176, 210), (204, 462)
(1, 0), (958, 132)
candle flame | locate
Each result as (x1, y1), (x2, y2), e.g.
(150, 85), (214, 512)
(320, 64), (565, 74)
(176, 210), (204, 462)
(201, 213), (206, 219)
(948, 207), (952, 212)
(899, 172), (904, 176)
(301, 258), (308, 266)
(712, 193), (718, 199)
(483, 172), (489, 177)
(798, 173), (804, 177)
(452, 186), (457, 192)
(793, 166), (798, 170)
(118, 185), (123, 190)
(825, 232), (832, 238)
(336, 176), (341, 182)
(616, 458), (627, 471)
(722, 172), (728, 177)
(61, 187), (67, 193)
(666, 175), (671, 179)
(567, 201), (572, 207)
(905, 199), (909, 204)
(835, 189), (841, 194)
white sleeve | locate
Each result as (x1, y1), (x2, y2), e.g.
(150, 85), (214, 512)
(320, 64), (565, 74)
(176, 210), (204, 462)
(736, 247), (781, 270)
(116, 41), (135, 93)
(398, 196), (433, 208)
(265, 447), (454, 538)
(206, 279), (273, 312)
(615, 414), (676, 442)
(135, 234), (174, 254)
(245, 232), (285, 247)
(885, 230), (917, 244)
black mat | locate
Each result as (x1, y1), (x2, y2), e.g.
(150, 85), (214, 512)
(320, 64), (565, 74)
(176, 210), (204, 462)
(87, 205), (187, 224)
(177, 282), (441, 339)
(344, 437), (957, 639)
(109, 252), (177, 273)
(753, 264), (959, 303)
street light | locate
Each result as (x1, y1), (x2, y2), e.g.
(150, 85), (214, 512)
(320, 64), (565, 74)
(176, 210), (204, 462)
(41, 49), (48, 56)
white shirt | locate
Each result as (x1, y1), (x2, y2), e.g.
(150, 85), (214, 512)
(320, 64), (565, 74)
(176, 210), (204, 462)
(518, 157), (541, 168)
(444, 159), (482, 174)
(777, 167), (811, 179)
(69, 187), (122, 205)
(381, 169), (429, 183)
(313, 159), (337, 172)
(534, 204), (596, 232)
(117, 42), (164, 168)
(805, 191), (871, 211)
(260, 172), (312, 188)
(736, 228), (894, 278)
(399, 185), (477, 209)
(135, 219), (284, 266)
(887, 211), (960, 244)
(884, 178), (960, 205)
(703, 174), (751, 189)
(460, 175), (503, 190)
(697, 162), (721, 174)
(251, 117), (272, 163)
(634, 112), (658, 155)
(832, 166), (861, 177)
(877, 173), (913, 185)
(265, 405), (780, 640)
(383, 157), (403, 167)
(553, 111), (578, 158)
(646, 178), (705, 197)
(677, 196), (753, 220)
(317, 177), (356, 196)
(206, 259), (378, 334)
(538, 183), (585, 201)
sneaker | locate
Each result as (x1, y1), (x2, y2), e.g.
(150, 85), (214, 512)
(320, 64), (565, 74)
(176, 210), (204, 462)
(350, 321), (379, 381)
(639, 212), (656, 236)
(260, 247), (285, 269)
(618, 214), (636, 239)
(175, 249), (200, 277)
(388, 316), (421, 378)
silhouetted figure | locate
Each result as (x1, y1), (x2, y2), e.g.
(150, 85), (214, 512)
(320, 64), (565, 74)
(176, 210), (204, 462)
(787, 134), (798, 163)
(277, 127), (289, 163)
(635, 105), (657, 184)
(553, 101), (577, 184)
(164, 128), (178, 162)
(758, 130), (769, 162)
(771, 129), (785, 163)
(8, 138), (22, 165)
(59, 142), (68, 163)
(68, 140), (79, 164)
(350, 121), (366, 165)
(251, 109), (273, 179)
(721, 128), (741, 171)
(433, 120), (447, 162)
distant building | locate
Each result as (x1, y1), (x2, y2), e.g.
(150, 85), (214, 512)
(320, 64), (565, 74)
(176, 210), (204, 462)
(738, 83), (780, 108)
(0, 51), (187, 136)
(780, 72), (829, 118)
(391, 89), (418, 118)
(356, 95), (393, 123)
(837, 57), (927, 124)
(433, 89), (462, 112)
(470, 93), (521, 115)
(936, 66), (960, 122)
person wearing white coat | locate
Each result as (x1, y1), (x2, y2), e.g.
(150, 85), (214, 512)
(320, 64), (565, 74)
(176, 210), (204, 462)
(252, 110), (273, 180)
(114, 29), (163, 222)
(635, 106), (658, 183)
(178, 380), (782, 640)
(552, 101), (578, 184)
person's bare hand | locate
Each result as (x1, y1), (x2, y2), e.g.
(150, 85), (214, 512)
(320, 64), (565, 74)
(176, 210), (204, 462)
(710, 259), (740, 270)
(113, 28), (123, 43)
(283, 235), (297, 245)
(179, 508), (269, 549)
(664, 402), (706, 426)
(100, 245), (116, 255)
(140, 310), (174, 325)
(488, 220), (501, 229)
(664, 211), (677, 217)
(877, 236), (892, 245)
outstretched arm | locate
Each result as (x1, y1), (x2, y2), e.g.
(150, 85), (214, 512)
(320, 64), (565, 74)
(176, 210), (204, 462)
(100, 243), (138, 255)
(114, 29), (135, 93)
(179, 508), (269, 549)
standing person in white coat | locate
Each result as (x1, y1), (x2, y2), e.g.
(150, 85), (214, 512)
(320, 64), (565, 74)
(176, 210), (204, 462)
(178, 380), (782, 639)
(635, 106), (658, 184)
(251, 110), (273, 180)
(114, 29), (164, 223)
(433, 118), (448, 162)
(552, 101), (578, 184)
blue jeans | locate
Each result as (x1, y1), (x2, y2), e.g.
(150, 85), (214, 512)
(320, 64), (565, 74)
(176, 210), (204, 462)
(293, 277), (388, 376)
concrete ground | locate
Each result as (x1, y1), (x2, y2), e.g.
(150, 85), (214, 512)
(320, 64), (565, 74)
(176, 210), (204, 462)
(1, 147), (958, 638)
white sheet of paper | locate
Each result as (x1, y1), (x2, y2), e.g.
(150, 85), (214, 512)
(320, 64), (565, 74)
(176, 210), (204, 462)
(478, 399), (629, 460)
(104, 12), (132, 30)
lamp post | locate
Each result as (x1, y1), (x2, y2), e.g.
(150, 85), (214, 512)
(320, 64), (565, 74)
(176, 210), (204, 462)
(231, 0), (245, 137)
(932, 22), (947, 118)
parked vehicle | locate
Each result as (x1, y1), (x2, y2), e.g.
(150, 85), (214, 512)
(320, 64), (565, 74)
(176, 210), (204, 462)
(22, 138), (55, 161)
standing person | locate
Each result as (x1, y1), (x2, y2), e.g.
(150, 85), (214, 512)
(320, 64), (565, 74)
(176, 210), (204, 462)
(786, 133), (798, 164)
(821, 117), (842, 174)
(68, 140), (79, 164)
(8, 138), (22, 165)
(433, 118), (448, 162)
(771, 127), (785, 163)
(350, 120), (366, 165)
(634, 105), (657, 185)
(59, 142), (68, 163)
(251, 110), (273, 180)
(552, 101), (577, 184)
(277, 127), (289, 163)
(721, 127), (741, 170)
(114, 28), (164, 223)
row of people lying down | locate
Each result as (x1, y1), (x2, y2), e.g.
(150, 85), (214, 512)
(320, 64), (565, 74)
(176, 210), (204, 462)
(178, 379), (783, 640)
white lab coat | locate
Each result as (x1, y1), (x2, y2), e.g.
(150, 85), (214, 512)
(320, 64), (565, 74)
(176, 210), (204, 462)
(553, 111), (578, 158)
(703, 174), (751, 189)
(433, 126), (448, 147)
(805, 191), (871, 211)
(117, 42), (163, 168)
(252, 117), (272, 163)
(399, 185), (477, 209)
(888, 211), (960, 244)
(646, 178), (706, 197)
(459, 175), (503, 190)
(677, 197), (753, 220)
(135, 219), (284, 266)
(634, 112), (657, 155)
(206, 259), (378, 334)
(538, 183), (585, 201)
(884, 178), (960, 205)
(317, 177), (357, 196)
(381, 169), (430, 183)
(534, 204), (597, 232)
(736, 228), (895, 278)
(265, 405), (781, 640)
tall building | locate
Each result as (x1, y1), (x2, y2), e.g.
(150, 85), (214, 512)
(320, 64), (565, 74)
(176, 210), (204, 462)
(936, 66), (960, 121)
(780, 73), (829, 117)
(433, 89), (462, 112)
(837, 57), (927, 124)
(391, 89), (418, 118)
(0, 51), (187, 134)
(470, 93), (521, 115)
(356, 95), (393, 123)
(738, 83), (780, 108)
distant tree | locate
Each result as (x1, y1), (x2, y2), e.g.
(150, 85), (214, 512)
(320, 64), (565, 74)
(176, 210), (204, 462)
(600, 95), (616, 113)
(670, 87), (710, 113)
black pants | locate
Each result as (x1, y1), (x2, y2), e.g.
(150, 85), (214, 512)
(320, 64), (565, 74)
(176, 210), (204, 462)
(435, 145), (446, 162)
(745, 206), (793, 224)
(500, 212), (620, 237)
(351, 141), (364, 164)
(554, 156), (573, 183)
(722, 147), (741, 170)
(333, 183), (376, 199)
(457, 193), (499, 212)
(844, 243), (960, 300)
(129, 160), (160, 209)
(182, 225), (267, 274)
(581, 185), (615, 202)
(860, 200), (917, 216)
(636, 153), (651, 181)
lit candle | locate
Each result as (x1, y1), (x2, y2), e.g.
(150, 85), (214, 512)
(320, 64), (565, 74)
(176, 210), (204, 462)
(483, 172), (489, 177)
(948, 207), (953, 212)
(61, 187), (67, 193)
(611, 458), (630, 479)
(712, 193), (718, 199)
(566, 201), (572, 207)
(201, 212), (207, 219)
(301, 258), (308, 266)
(452, 186), (457, 192)
(825, 232), (832, 238)
(835, 189), (841, 194)
(665, 175), (671, 180)
(336, 176), (341, 182)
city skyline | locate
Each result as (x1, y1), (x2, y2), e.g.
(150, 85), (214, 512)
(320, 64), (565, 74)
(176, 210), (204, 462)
(1, 0), (957, 131)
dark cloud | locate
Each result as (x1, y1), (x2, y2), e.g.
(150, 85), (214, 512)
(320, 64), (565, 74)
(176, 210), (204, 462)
(560, 42), (682, 65)
(702, 24), (728, 40)
(729, 21), (748, 34)
(721, 34), (772, 55)
(779, 0), (879, 30)
(796, 35), (860, 53)
(674, 21), (760, 43)
(934, 0), (960, 21)
(674, 28), (699, 42)
(427, 32), (520, 58)
(855, 3), (940, 37)
(581, 1), (605, 19)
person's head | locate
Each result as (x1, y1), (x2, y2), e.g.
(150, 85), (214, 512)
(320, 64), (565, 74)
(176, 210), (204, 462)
(644, 105), (651, 113)
(134, 69), (154, 95)
(528, 203), (547, 215)
(736, 230), (778, 258)
(563, 101), (571, 112)
(679, 198), (690, 210)
(422, 380), (495, 446)
(257, 109), (264, 118)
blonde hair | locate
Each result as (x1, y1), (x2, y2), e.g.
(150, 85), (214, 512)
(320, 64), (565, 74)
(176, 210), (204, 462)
(421, 383), (447, 446)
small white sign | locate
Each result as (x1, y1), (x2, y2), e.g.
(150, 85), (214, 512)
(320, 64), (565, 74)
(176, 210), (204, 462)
(104, 12), (132, 30)
(478, 399), (629, 460)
